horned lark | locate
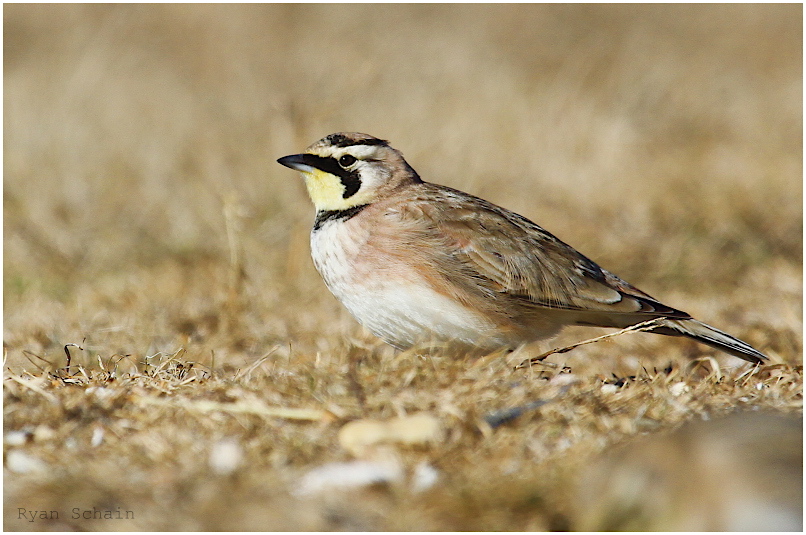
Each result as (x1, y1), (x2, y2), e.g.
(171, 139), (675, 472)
(277, 132), (767, 364)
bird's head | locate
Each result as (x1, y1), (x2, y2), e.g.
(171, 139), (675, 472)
(277, 132), (421, 212)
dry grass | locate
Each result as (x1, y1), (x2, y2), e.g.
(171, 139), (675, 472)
(4, 4), (802, 531)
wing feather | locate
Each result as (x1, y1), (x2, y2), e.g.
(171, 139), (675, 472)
(397, 184), (690, 324)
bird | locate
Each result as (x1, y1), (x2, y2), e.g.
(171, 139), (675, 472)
(277, 132), (767, 364)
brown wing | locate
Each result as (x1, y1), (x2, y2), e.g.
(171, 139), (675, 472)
(394, 184), (690, 325)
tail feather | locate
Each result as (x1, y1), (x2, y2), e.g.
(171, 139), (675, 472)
(654, 318), (767, 364)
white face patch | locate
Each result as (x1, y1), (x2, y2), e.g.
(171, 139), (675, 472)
(331, 144), (379, 161)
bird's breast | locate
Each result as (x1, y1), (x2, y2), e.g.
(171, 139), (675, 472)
(309, 216), (504, 350)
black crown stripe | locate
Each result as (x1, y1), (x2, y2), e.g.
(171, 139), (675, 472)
(325, 134), (388, 148)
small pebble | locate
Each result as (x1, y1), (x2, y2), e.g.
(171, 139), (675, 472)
(338, 420), (391, 456)
(6, 450), (47, 474)
(669, 382), (689, 396)
(411, 461), (440, 492)
(5, 431), (30, 447)
(549, 373), (579, 386)
(209, 439), (244, 475)
(91, 426), (105, 447)
(387, 414), (442, 445)
(33, 425), (56, 442)
(295, 460), (404, 496)
(339, 413), (442, 456)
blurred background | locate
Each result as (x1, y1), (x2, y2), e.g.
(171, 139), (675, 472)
(4, 4), (802, 367)
(3, 5), (802, 531)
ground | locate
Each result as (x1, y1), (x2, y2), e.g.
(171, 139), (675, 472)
(4, 5), (802, 531)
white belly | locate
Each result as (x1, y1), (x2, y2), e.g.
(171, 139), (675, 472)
(310, 219), (505, 351)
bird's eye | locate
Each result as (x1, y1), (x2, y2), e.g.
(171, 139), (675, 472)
(339, 154), (357, 167)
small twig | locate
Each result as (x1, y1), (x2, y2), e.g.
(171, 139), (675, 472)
(63, 338), (86, 370)
(482, 399), (555, 429)
(480, 384), (576, 433)
(514, 318), (666, 370)
(109, 353), (135, 374)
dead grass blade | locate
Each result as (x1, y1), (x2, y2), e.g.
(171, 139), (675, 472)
(4, 372), (59, 404)
(687, 356), (723, 381)
(134, 396), (334, 422)
(233, 347), (280, 381)
(515, 318), (666, 370)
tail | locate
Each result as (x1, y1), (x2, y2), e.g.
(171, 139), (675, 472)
(654, 318), (767, 364)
